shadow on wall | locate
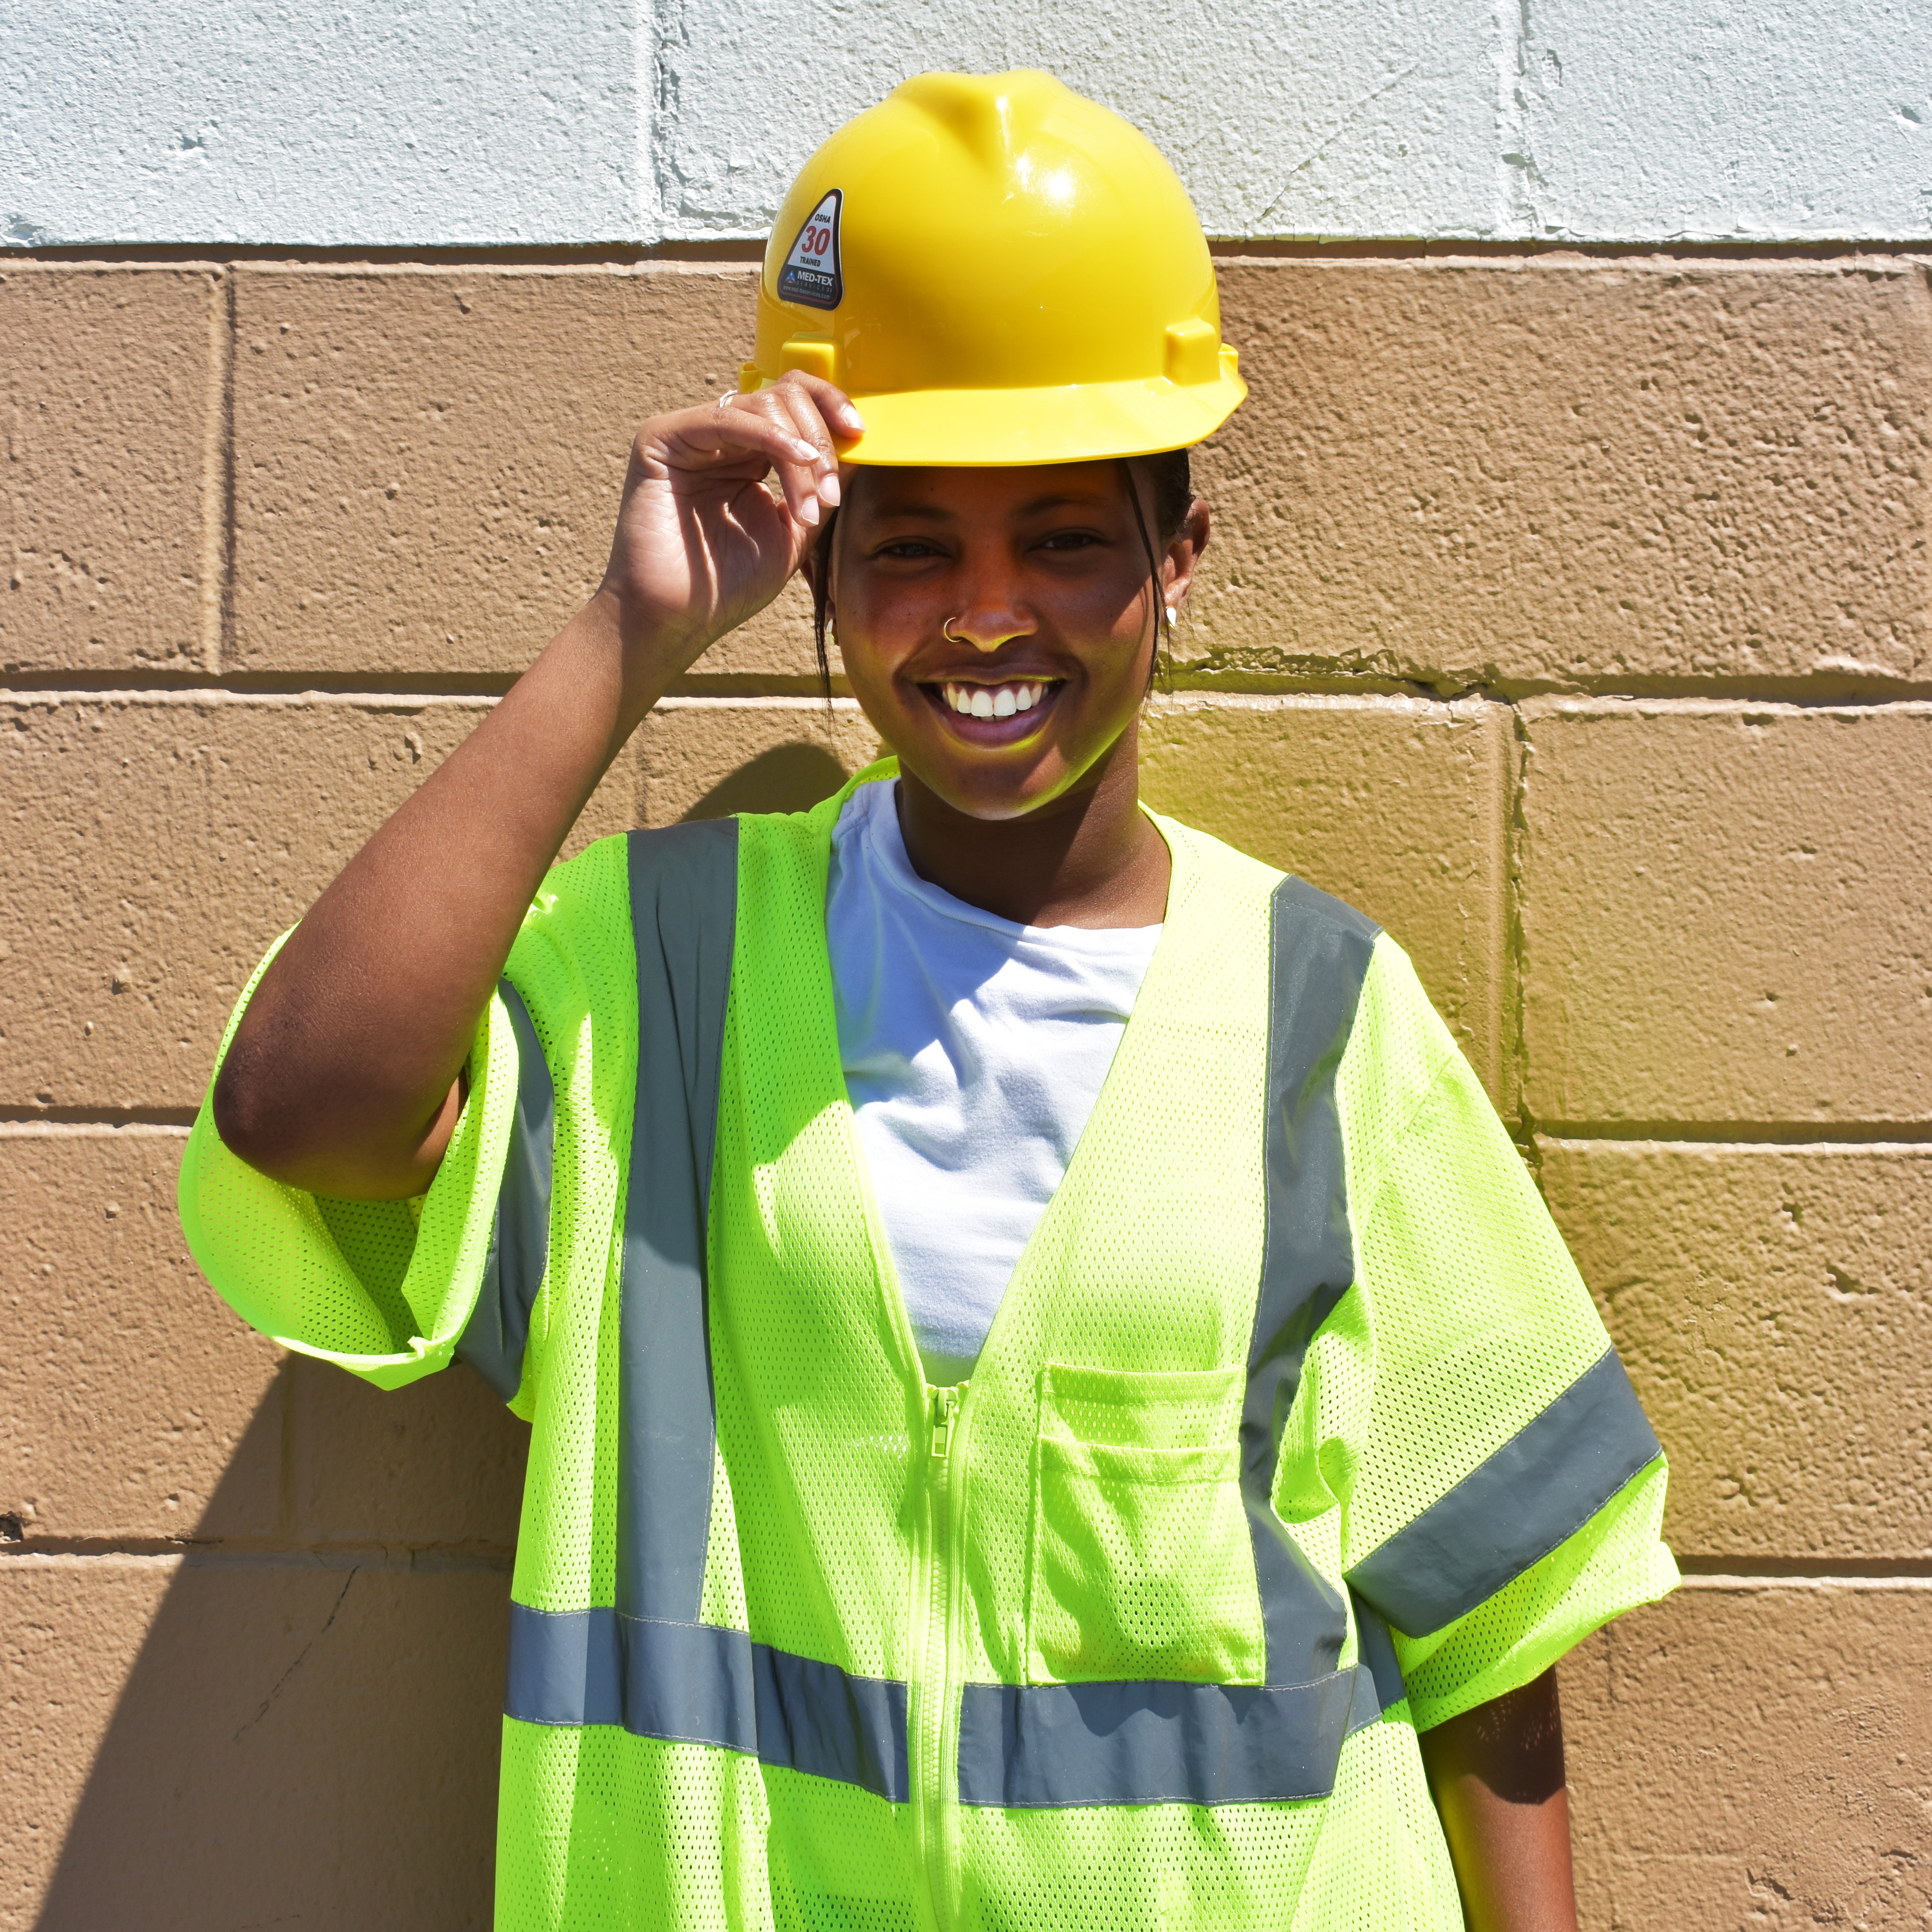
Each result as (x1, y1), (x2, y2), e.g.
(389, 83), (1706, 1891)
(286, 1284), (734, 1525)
(33, 741), (860, 1931)
(35, 1368), (525, 1932)
(678, 740), (853, 821)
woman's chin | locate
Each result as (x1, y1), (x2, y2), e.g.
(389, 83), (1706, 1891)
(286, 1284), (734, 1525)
(888, 730), (1119, 826)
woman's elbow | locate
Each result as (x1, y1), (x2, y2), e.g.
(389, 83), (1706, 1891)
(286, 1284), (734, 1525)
(211, 1037), (302, 1182)
(213, 1033), (458, 1202)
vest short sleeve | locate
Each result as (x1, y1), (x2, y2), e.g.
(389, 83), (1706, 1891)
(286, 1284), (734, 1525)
(1334, 940), (1678, 1731)
(177, 934), (524, 1391)
(178, 837), (632, 1401)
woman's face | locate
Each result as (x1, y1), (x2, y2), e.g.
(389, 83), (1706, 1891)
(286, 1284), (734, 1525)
(821, 462), (1208, 822)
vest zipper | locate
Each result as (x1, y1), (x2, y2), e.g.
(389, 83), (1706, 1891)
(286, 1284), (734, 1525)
(918, 1382), (966, 1932)
(930, 1383), (959, 1464)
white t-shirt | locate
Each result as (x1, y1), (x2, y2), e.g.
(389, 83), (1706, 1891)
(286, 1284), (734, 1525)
(826, 781), (1162, 1386)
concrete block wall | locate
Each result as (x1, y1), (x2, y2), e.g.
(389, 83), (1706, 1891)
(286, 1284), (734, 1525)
(5, 16), (1932, 1919)
(4, 249), (1927, 1930)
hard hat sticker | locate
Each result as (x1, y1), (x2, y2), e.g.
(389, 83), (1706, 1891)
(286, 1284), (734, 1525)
(776, 190), (843, 310)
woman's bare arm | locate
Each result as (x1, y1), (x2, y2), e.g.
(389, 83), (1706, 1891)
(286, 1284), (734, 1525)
(1418, 1668), (1579, 1932)
(213, 376), (860, 1201)
(215, 595), (652, 1200)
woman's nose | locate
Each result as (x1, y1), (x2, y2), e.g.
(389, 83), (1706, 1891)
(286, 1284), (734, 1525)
(945, 596), (1037, 653)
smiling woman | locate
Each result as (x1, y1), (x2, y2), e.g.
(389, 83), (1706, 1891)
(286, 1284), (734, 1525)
(180, 66), (1675, 1932)
(807, 457), (1207, 924)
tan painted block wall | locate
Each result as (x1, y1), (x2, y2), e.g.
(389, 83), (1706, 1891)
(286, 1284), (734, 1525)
(0, 693), (643, 1112)
(1564, 1583), (1932, 1927)
(1519, 700), (1932, 1127)
(1203, 258), (1932, 692)
(3, 1556), (507, 1931)
(229, 263), (819, 683)
(0, 1127), (283, 1543)
(0, 266), (224, 674)
(1540, 1141), (1932, 1562)
(2, 252), (1927, 1931)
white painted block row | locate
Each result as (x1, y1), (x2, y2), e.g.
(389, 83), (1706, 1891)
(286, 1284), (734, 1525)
(1515, 0), (1932, 239)
(1, 0), (644, 247)
(654, 0), (1501, 241)
(3, 0), (1928, 244)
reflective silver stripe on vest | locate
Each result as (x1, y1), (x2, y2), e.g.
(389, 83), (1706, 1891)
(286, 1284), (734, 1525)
(1349, 1593), (1406, 1726)
(455, 978), (554, 1402)
(1347, 1346), (1663, 1639)
(1244, 878), (1380, 1693)
(956, 1668), (1368, 1808)
(951, 1601), (1402, 1813)
(1245, 883), (1381, 1695)
(618, 822), (740, 1627)
(505, 1604), (910, 1803)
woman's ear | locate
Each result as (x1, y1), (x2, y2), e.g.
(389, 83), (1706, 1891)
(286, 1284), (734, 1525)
(1162, 497), (1212, 613)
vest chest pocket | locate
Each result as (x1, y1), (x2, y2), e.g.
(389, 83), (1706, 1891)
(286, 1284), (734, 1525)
(1024, 1362), (1263, 1686)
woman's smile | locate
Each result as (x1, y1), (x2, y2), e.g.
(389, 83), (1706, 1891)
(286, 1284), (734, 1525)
(936, 676), (1053, 718)
(922, 674), (1067, 742)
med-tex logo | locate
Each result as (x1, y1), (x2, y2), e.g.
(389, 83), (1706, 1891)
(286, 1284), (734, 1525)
(777, 190), (842, 310)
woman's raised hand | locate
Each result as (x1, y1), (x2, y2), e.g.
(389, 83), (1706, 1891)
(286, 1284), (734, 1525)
(212, 369), (863, 1203)
(597, 370), (863, 679)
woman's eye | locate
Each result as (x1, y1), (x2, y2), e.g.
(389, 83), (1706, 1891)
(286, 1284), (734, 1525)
(876, 539), (944, 560)
(1038, 530), (1105, 553)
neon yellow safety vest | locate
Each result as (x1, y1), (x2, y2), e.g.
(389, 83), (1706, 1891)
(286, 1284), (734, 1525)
(180, 762), (1677, 1931)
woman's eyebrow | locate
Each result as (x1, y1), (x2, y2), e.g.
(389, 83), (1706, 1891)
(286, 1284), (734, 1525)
(865, 500), (954, 523)
(861, 491), (1107, 525)
(1015, 492), (1104, 517)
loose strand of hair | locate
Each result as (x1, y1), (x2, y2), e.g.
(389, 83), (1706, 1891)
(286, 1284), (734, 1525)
(1121, 458), (1171, 694)
(811, 507), (840, 712)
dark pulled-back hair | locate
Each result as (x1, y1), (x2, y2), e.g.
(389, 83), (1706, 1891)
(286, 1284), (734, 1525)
(1141, 447), (1194, 546)
(810, 447), (1195, 699)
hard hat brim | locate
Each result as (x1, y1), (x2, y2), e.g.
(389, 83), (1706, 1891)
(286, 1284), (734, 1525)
(807, 367), (1247, 469)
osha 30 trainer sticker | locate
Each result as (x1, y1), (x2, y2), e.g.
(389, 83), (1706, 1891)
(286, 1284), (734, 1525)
(776, 190), (843, 309)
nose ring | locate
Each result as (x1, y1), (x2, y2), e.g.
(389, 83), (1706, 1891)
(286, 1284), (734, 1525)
(942, 616), (965, 644)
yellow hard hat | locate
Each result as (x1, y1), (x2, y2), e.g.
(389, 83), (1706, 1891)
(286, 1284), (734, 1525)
(739, 70), (1245, 466)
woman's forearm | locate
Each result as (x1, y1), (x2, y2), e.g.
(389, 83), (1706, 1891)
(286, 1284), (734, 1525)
(1418, 1668), (1579, 1932)
(213, 590), (659, 1201)
(211, 380), (848, 1202)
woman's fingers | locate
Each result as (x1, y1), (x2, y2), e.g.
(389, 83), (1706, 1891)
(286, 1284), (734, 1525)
(761, 389), (831, 526)
(717, 373), (863, 517)
(772, 374), (867, 510)
(784, 372), (867, 447)
(708, 397), (825, 525)
(764, 375), (859, 511)
(663, 402), (816, 472)
(663, 401), (826, 529)
(766, 386), (837, 515)
(632, 372), (865, 564)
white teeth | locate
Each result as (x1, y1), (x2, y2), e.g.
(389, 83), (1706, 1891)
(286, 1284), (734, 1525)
(942, 681), (1049, 719)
